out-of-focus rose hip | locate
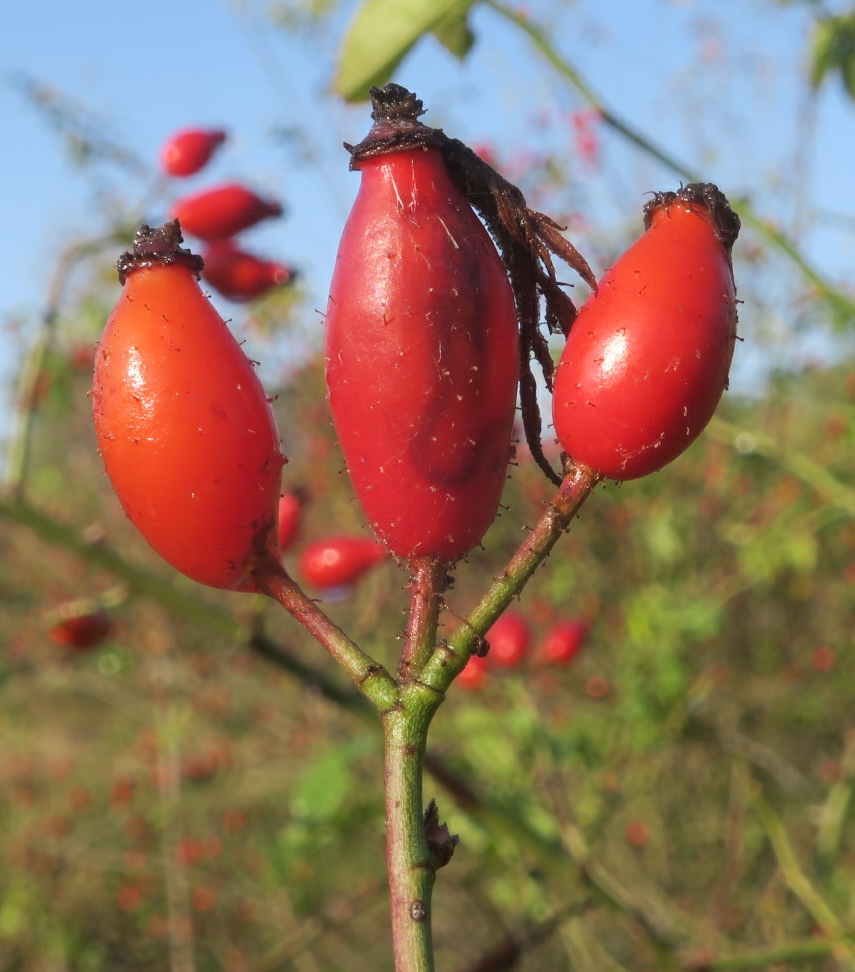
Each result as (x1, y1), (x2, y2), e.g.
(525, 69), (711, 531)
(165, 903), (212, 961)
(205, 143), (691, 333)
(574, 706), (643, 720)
(202, 241), (295, 302)
(160, 128), (227, 178)
(171, 183), (284, 241)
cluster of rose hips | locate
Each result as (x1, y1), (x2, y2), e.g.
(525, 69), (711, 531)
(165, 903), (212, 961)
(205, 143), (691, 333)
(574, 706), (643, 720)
(161, 127), (296, 303)
(90, 83), (739, 650)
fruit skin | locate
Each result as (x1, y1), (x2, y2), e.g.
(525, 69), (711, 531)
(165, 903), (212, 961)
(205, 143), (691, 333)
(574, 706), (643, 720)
(92, 223), (285, 592)
(539, 619), (588, 666)
(171, 183), (283, 241)
(298, 536), (386, 589)
(325, 147), (519, 562)
(553, 183), (739, 481)
(48, 611), (113, 651)
(487, 611), (531, 668)
(160, 128), (227, 178)
(202, 241), (294, 302)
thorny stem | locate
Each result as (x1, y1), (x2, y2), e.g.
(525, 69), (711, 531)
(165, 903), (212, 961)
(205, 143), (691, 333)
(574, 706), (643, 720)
(385, 557), (452, 972)
(399, 557), (447, 680)
(254, 565), (398, 712)
(421, 460), (600, 692)
(260, 556), (447, 972)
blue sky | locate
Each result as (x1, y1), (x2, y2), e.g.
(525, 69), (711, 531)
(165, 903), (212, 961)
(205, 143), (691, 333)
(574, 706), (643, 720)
(2, 0), (854, 459)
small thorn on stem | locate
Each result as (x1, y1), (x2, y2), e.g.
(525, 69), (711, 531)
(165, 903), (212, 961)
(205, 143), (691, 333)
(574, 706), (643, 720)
(424, 798), (459, 870)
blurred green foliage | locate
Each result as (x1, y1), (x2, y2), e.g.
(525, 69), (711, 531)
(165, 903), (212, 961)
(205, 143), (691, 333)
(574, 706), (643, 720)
(1, 317), (854, 969)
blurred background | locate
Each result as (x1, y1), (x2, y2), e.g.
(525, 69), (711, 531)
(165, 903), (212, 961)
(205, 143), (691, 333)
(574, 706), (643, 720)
(2, 1), (855, 970)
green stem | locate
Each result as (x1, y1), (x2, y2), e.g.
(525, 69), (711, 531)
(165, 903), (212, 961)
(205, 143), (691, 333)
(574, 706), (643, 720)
(691, 935), (855, 970)
(383, 685), (443, 972)
(752, 792), (852, 953)
(254, 565), (398, 712)
(422, 460), (599, 692)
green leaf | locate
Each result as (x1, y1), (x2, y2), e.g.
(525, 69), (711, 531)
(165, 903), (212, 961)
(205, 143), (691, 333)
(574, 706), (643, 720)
(810, 18), (840, 89)
(431, 9), (475, 60)
(290, 736), (376, 823)
(808, 13), (855, 101)
(843, 50), (855, 101)
(335, 0), (477, 102)
(292, 747), (354, 822)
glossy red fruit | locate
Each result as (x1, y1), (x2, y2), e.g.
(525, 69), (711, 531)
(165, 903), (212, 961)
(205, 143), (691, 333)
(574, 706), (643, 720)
(277, 492), (303, 554)
(201, 241), (294, 302)
(456, 654), (489, 691)
(298, 536), (386, 590)
(487, 611), (531, 668)
(325, 93), (519, 562)
(171, 183), (283, 241)
(92, 222), (285, 592)
(160, 128), (227, 178)
(553, 183), (739, 481)
(540, 619), (589, 665)
(48, 611), (113, 651)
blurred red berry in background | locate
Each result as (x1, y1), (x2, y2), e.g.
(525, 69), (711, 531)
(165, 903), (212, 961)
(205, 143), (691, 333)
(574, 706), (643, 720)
(160, 127), (227, 178)
(172, 183), (283, 240)
(456, 654), (489, 691)
(298, 536), (386, 590)
(486, 610), (531, 668)
(202, 240), (295, 302)
(539, 619), (589, 666)
(277, 492), (304, 554)
(48, 610), (113, 651)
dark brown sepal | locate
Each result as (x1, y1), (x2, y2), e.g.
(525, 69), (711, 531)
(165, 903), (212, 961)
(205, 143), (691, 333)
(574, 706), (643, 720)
(117, 220), (205, 285)
(345, 83), (438, 168)
(643, 182), (741, 254)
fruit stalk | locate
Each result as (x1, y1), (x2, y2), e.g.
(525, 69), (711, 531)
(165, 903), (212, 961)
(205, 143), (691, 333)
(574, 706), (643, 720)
(422, 459), (601, 692)
(398, 557), (447, 679)
(256, 568), (398, 711)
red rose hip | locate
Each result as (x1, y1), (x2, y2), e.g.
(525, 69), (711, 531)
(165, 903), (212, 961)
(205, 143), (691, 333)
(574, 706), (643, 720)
(324, 86), (519, 562)
(92, 222), (285, 591)
(553, 183), (739, 481)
